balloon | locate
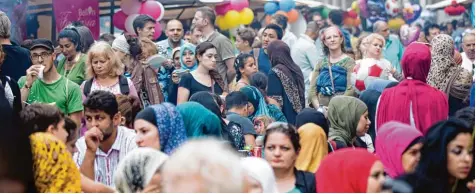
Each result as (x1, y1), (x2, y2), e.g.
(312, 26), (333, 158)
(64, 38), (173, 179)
(405, 4), (422, 24)
(359, 0), (369, 17)
(400, 24), (420, 46)
(287, 9), (299, 23)
(125, 14), (139, 35)
(230, 0), (249, 12)
(153, 22), (162, 40)
(156, 2), (165, 21)
(140, 1), (164, 20)
(239, 8), (254, 25)
(215, 3), (231, 16)
(279, 0), (295, 12)
(121, 0), (142, 15)
(385, 0), (401, 17)
(113, 10), (127, 30)
(216, 15), (229, 30)
(388, 18), (405, 30)
(275, 10), (288, 17)
(225, 10), (240, 28)
(368, 0), (387, 23)
(351, 1), (360, 13)
(320, 7), (330, 18)
(264, 2), (279, 15)
(265, 15), (272, 25)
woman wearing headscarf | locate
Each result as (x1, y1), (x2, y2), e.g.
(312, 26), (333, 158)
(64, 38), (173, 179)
(375, 121), (423, 178)
(176, 102), (222, 138)
(30, 132), (81, 193)
(377, 42), (449, 135)
(114, 147), (168, 193)
(168, 43), (198, 105)
(316, 148), (385, 192)
(241, 157), (279, 193)
(295, 123), (328, 173)
(134, 103), (187, 155)
(427, 34), (472, 115)
(295, 108), (329, 134)
(359, 89), (380, 143)
(240, 86), (286, 123)
(266, 40), (305, 124)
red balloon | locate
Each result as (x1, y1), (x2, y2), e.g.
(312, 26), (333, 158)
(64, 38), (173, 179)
(153, 22), (163, 40)
(215, 3), (231, 15)
(140, 1), (164, 20)
(113, 10), (128, 30)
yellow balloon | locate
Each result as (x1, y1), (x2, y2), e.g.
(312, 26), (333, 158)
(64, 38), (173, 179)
(351, 1), (360, 13)
(216, 15), (229, 30)
(388, 18), (405, 30)
(239, 8), (254, 25)
(225, 10), (240, 28)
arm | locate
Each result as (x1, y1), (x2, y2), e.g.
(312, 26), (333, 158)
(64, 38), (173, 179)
(225, 57), (236, 87)
(177, 87), (190, 104)
(19, 65), (41, 107)
(308, 62), (321, 108)
(80, 150), (96, 180)
(244, 135), (256, 148)
(343, 59), (356, 96)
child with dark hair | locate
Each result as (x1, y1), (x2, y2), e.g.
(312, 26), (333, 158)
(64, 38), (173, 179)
(225, 91), (257, 147)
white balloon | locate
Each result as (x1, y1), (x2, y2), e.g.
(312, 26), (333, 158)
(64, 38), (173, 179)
(125, 14), (140, 35)
(156, 2), (165, 21)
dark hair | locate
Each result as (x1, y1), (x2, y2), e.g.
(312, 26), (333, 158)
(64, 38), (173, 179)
(64, 117), (77, 143)
(195, 42), (216, 61)
(424, 23), (440, 36)
(212, 93), (225, 117)
(116, 95), (141, 128)
(264, 122), (301, 152)
(328, 10), (344, 26)
(237, 27), (256, 47)
(250, 71), (268, 91)
(84, 90), (119, 118)
(197, 7), (216, 27)
(190, 91), (225, 119)
(225, 91), (249, 111)
(271, 14), (288, 31)
(99, 33), (116, 45)
(454, 107), (475, 129)
(58, 28), (82, 51)
(126, 34), (142, 60)
(132, 14), (156, 35)
(20, 104), (64, 134)
(75, 26), (95, 53)
(264, 24), (284, 40)
(234, 53), (254, 81)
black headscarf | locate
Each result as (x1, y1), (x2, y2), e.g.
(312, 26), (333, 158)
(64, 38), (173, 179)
(189, 91), (223, 121)
(135, 107), (157, 127)
(359, 89), (381, 143)
(295, 108), (329, 137)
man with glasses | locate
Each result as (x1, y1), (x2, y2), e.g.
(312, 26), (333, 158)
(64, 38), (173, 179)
(374, 21), (404, 73)
(18, 39), (83, 126)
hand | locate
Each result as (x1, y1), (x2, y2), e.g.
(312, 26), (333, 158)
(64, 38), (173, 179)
(467, 180), (475, 192)
(162, 59), (173, 68)
(84, 127), (103, 153)
(25, 65), (42, 87)
(172, 73), (180, 84)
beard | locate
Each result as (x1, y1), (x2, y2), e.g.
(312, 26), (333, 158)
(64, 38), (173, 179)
(100, 124), (115, 142)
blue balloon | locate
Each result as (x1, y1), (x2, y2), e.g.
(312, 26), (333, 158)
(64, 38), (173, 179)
(264, 2), (279, 15)
(279, 0), (295, 12)
(471, 2), (475, 27)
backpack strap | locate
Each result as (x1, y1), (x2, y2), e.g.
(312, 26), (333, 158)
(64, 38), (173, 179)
(119, 75), (130, 95)
(83, 78), (94, 97)
(327, 61), (335, 92)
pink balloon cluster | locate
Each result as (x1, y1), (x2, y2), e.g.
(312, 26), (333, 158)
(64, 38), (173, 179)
(215, 0), (250, 15)
(113, 0), (164, 39)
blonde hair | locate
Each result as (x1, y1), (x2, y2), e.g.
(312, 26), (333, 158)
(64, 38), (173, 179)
(362, 33), (386, 59)
(86, 41), (124, 79)
(140, 38), (158, 58)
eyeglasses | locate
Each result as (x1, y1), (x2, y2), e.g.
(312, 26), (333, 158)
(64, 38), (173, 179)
(31, 52), (52, 61)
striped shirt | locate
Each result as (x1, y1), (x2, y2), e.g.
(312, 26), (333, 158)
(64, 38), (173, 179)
(73, 126), (137, 186)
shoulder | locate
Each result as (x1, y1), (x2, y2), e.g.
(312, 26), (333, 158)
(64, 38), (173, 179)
(120, 126), (137, 139)
(389, 34), (401, 42)
(75, 136), (87, 151)
(65, 78), (81, 90)
(156, 39), (168, 47)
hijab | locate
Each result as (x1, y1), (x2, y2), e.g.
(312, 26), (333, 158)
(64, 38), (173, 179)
(375, 121), (423, 178)
(267, 40), (305, 113)
(359, 89), (381, 142)
(114, 148), (168, 193)
(328, 96), (368, 145)
(189, 91), (224, 120)
(239, 86), (270, 117)
(295, 123), (328, 172)
(30, 133), (81, 193)
(316, 148), (379, 192)
(241, 157), (279, 193)
(179, 43), (197, 71)
(295, 108), (329, 136)
(377, 42), (449, 134)
(135, 103), (187, 155)
(176, 102), (222, 138)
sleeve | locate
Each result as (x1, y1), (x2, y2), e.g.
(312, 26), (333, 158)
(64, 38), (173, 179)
(307, 61), (322, 104)
(17, 76), (26, 88)
(73, 141), (84, 168)
(218, 37), (236, 61)
(306, 45), (321, 70)
(178, 73), (192, 90)
(127, 78), (139, 99)
(343, 58), (356, 96)
(80, 82), (86, 102)
(267, 71), (284, 107)
(67, 83), (85, 114)
(237, 117), (257, 136)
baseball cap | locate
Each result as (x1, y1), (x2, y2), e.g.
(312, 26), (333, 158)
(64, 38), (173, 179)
(29, 39), (54, 52)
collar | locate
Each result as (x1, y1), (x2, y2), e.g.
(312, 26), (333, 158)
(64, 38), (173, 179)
(201, 30), (216, 42)
(167, 39), (184, 50)
(97, 126), (123, 156)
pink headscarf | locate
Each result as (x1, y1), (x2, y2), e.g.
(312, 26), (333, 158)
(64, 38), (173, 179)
(375, 121), (423, 178)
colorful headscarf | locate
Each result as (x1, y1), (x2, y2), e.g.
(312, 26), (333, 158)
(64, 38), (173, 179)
(239, 86), (270, 118)
(176, 102), (223, 138)
(375, 121), (423, 178)
(328, 96), (368, 145)
(241, 157), (278, 193)
(295, 123), (328, 173)
(30, 133), (81, 193)
(114, 147), (168, 193)
(179, 43), (197, 71)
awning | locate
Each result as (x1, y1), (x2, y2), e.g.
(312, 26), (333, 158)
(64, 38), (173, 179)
(425, 0), (473, 10)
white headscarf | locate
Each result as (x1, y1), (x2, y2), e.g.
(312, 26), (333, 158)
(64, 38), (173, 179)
(112, 35), (130, 54)
(114, 147), (168, 193)
(241, 157), (279, 193)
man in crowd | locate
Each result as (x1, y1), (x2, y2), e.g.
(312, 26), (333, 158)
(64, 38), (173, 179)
(374, 21), (404, 73)
(193, 7), (236, 87)
(291, 22), (321, 100)
(189, 25), (202, 46)
(461, 31), (475, 78)
(255, 24), (283, 74)
(225, 91), (257, 147)
(327, 10), (352, 51)
(236, 27), (255, 54)
(18, 39), (83, 126)
(312, 12), (326, 29)
(421, 23), (441, 43)
(0, 11), (32, 81)
(157, 19), (184, 58)
(270, 14), (297, 48)
(74, 90), (137, 187)
(133, 14), (156, 41)
(311, 12), (327, 64)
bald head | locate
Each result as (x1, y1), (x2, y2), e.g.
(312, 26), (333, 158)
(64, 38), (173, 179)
(373, 21), (389, 39)
(305, 22), (320, 41)
(166, 19), (184, 44)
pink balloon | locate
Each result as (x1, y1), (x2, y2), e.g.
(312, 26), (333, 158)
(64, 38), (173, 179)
(215, 3), (231, 15)
(125, 14), (139, 35)
(153, 22), (162, 40)
(113, 10), (127, 30)
(140, 1), (164, 20)
(121, 0), (141, 15)
(230, 0), (249, 11)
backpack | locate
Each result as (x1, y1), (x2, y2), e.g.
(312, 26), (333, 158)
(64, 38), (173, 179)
(316, 59), (347, 96)
(83, 75), (130, 97)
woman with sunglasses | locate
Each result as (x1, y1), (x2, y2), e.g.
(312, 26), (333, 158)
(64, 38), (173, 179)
(263, 122), (315, 193)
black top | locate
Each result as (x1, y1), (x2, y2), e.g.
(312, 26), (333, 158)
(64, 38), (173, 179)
(179, 73), (223, 99)
(0, 44), (32, 81)
(0, 75), (21, 125)
(295, 168), (316, 193)
(267, 70), (298, 124)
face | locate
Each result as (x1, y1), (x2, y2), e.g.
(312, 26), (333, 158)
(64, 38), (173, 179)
(463, 35), (475, 60)
(377, 24), (390, 39)
(246, 102), (255, 117)
(184, 34), (192, 43)
(323, 28), (344, 51)
(30, 47), (54, 72)
(192, 11), (207, 30)
(401, 142), (423, 174)
(427, 28), (441, 42)
(182, 49), (195, 68)
(134, 119), (161, 150)
(113, 48), (129, 64)
(191, 28), (202, 45)
(245, 176), (263, 193)
(85, 109), (120, 141)
(368, 39), (384, 58)
(48, 119), (68, 144)
(66, 128), (79, 154)
(264, 132), (298, 170)
(240, 57), (258, 78)
(447, 133), (473, 180)
(367, 161), (385, 193)
(91, 55), (112, 77)
(235, 35), (249, 52)
(138, 21), (156, 40)
(58, 38), (77, 59)
(313, 15), (325, 28)
(262, 29), (278, 49)
(356, 111), (370, 137)
(166, 21), (184, 43)
(173, 51), (181, 69)
(197, 48), (217, 70)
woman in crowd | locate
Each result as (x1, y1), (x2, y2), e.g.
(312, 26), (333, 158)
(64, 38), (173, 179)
(112, 35), (132, 71)
(327, 96), (369, 150)
(241, 157), (279, 193)
(81, 42), (138, 100)
(295, 123), (328, 173)
(176, 102), (222, 138)
(177, 42), (225, 104)
(398, 118), (474, 192)
(57, 28), (87, 85)
(71, 22), (95, 53)
(267, 40), (305, 124)
(354, 33), (369, 61)
(377, 42), (449, 134)
(240, 86), (286, 122)
(114, 147), (168, 193)
(295, 108), (328, 134)
(309, 26), (355, 108)
(0, 44), (21, 121)
(169, 43), (198, 105)
(234, 53), (258, 91)
(116, 95), (140, 129)
(250, 72), (280, 108)
(134, 103), (188, 154)
(171, 47), (181, 70)
(427, 34), (473, 115)
(375, 121), (423, 178)
(358, 33), (402, 80)
(316, 148), (385, 192)
(263, 122), (316, 193)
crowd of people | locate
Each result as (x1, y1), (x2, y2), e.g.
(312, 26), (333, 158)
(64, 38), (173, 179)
(0, 5), (474, 193)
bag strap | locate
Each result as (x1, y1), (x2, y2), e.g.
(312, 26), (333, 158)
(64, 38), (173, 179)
(444, 68), (462, 97)
(211, 76), (215, 94)
(327, 62), (336, 92)
(83, 78), (94, 97)
(118, 75), (130, 95)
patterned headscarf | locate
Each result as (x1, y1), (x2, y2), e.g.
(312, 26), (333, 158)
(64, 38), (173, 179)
(30, 133), (81, 193)
(179, 43), (198, 71)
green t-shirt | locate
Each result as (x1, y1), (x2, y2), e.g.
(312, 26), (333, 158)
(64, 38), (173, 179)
(57, 54), (87, 85)
(18, 76), (83, 114)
